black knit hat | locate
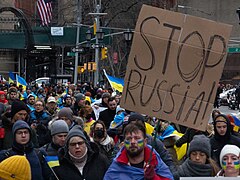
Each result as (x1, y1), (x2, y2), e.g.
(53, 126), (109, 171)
(75, 93), (85, 104)
(128, 113), (145, 123)
(188, 134), (211, 157)
(11, 100), (29, 118)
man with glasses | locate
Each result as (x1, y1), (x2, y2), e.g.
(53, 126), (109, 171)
(53, 125), (110, 180)
(0, 100), (31, 150)
(0, 120), (53, 179)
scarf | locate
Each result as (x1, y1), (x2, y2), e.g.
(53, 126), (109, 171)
(69, 147), (88, 174)
(176, 158), (212, 179)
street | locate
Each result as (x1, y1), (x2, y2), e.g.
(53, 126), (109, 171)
(210, 105), (240, 123)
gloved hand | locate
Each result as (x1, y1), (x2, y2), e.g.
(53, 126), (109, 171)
(144, 164), (156, 180)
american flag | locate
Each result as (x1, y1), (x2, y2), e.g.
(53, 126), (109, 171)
(37, 0), (52, 26)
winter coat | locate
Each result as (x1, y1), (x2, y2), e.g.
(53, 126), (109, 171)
(99, 108), (116, 129)
(29, 110), (52, 147)
(53, 142), (110, 180)
(210, 115), (240, 166)
(40, 142), (60, 156)
(0, 112), (39, 150)
(0, 121), (53, 180)
(147, 134), (176, 173)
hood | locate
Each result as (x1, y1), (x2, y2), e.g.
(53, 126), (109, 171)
(213, 114), (231, 141)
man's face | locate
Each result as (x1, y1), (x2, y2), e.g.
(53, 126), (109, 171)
(68, 136), (87, 158)
(78, 98), (86, 107)
(52, 133), (68, 147)
(124, 130), (146, 158)
(216, 121), (227, 136)
(108, 100), (117, 110)
(65, 98), (72, 106)
(13, 110), (28, 122)
(10, 92), (17, 100)
(28, 97), (35, 105)
(15, 129), (30, 145)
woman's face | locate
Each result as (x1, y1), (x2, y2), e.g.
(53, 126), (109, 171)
(190, 151), (207, 164)
(222, 153), (240, 176)
(68, 136), (87, 158)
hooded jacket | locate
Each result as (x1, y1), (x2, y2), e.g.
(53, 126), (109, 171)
(0, 120), (52, 180)
(210, 114), (240, 166)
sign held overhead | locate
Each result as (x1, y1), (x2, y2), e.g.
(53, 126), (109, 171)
(120, 5), (232, 131)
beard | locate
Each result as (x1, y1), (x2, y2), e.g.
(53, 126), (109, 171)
(126, 146), (144, 158)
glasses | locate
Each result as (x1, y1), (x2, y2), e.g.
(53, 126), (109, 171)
(16, 130), (29, 135)
(69, 141), (85, 147)
(35, 104), (43, 107)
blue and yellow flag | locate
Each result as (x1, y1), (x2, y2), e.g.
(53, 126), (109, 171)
(9, 71), (16, 84)
(16, 75), (27, 91)
(45, 156), (60, 168)
(103, 69), (124, 92)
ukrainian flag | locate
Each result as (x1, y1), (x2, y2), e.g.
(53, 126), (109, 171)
(16, 75), (27, 91)
(45, 156), (60, 168)
(9, 71), (16, 84)
(103, 70), (124, 92)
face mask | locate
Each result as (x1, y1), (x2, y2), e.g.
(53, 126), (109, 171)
(94, 129), (104, 138)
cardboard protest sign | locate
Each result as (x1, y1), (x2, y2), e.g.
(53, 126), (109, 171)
(120, 5), (232, 131)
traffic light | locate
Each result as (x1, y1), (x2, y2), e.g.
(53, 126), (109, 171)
(101, 47), (108, 60)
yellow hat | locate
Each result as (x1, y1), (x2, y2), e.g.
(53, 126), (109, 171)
(0, 155), (31, 180)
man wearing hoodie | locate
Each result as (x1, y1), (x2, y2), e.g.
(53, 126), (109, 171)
(210, 114), (240, 166)
(53, 125), (110, 180)
(0, 120), (53, 180)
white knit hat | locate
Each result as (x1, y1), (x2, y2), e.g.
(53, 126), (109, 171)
(220, 144), (240, 168)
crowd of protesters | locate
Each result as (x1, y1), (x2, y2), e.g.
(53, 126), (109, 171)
(0, 81), (239, 179)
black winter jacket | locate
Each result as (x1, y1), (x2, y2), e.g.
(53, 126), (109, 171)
(53, 142), (110, 180)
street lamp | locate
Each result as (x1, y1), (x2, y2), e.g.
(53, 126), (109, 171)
(124, 29), (133, 42)
(237, 7), (240, 24)
(86, 30), (92, 41)
(124, 29), (133, 63)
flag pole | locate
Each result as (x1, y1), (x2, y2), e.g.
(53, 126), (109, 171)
(42, 155), (60, 180)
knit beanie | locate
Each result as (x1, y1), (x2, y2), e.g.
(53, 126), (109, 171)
(50, 120), (69, 136)
(65, 125), (88, 147)
(58, 107), (74, 122)
(75, 93), (85, 104)
(10, 100), (29, 118)
(128, 113), (145, 123)
(12, 120), (31, 135)
(0, 155), (31, 180)
(220, 144), (240, 168)
(188, 134), (211, 157)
